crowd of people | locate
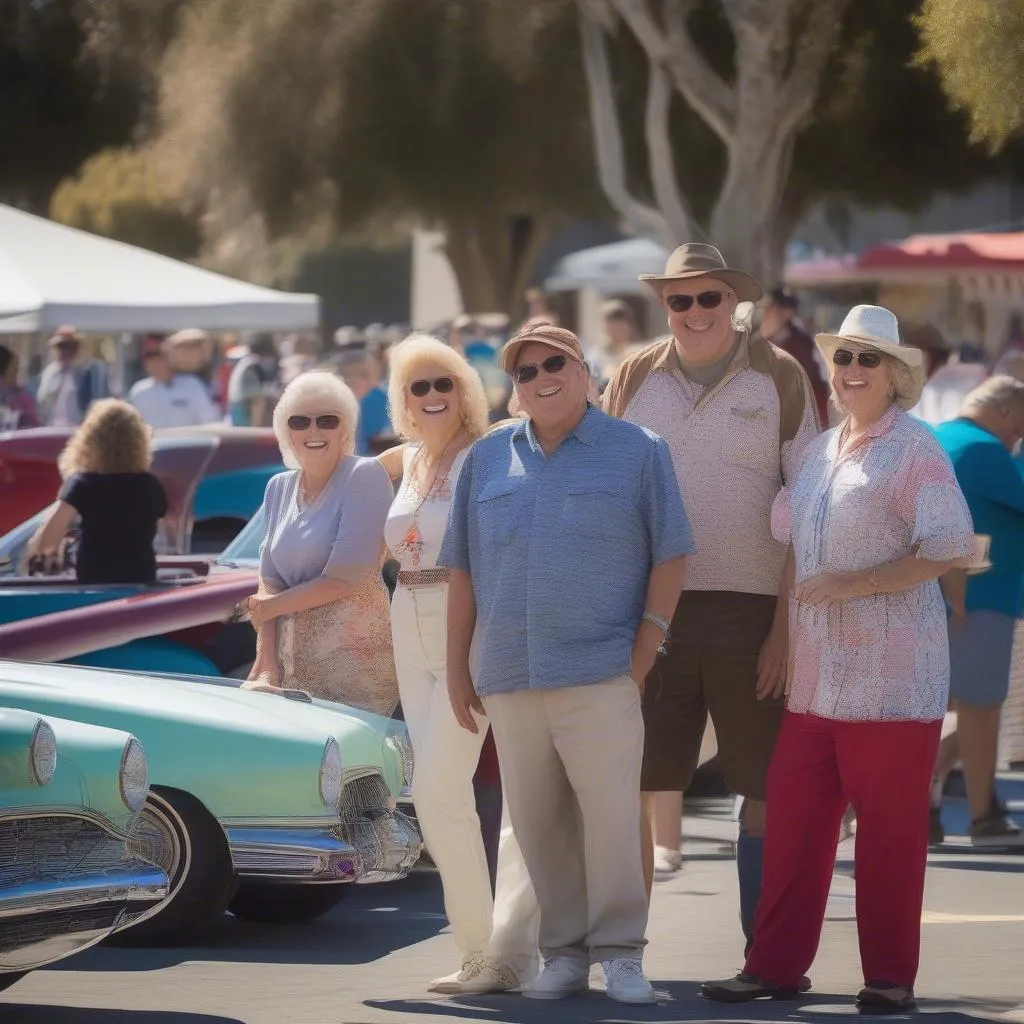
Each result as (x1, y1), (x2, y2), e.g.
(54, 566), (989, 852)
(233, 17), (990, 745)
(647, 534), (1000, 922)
(13, 239), (1024, 1010)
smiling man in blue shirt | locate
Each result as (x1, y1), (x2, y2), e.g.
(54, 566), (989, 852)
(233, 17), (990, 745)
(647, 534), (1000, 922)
(439, 321), (693, 1005)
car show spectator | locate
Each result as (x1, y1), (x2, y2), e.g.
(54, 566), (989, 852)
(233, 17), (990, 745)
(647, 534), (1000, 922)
(25, 398), (168, 584)
(128, 336), (221, 429)
(0, 344), (40, 430)
(702, 305), (975, 1013)
(228, 333), (280, 427)
(931, 376), (1024, 847)
(603, 244), (819, 945)
(244, 371), (398, 715)
(379, 333), (539, 996)
(441, 321), (692, 1005)
(36, 326), (111, 427)
(336, 348), (394, 454)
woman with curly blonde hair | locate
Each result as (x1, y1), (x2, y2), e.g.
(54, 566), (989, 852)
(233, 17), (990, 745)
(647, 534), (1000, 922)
(379, 334), (539, 996)
(27, 398), (167, 583)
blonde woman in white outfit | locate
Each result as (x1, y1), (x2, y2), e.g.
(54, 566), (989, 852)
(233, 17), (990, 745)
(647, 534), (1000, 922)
(380, 334), (539, 995)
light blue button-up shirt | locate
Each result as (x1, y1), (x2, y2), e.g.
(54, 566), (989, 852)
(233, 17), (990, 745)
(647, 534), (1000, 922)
(438, 406), (694, 695)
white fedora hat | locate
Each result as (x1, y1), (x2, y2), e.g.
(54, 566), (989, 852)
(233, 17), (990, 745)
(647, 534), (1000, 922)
(815, 304), (925, 410)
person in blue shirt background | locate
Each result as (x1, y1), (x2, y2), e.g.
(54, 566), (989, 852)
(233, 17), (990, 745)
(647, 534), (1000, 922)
(932, 375), (1024, 848)
(337, 348), (393, 454)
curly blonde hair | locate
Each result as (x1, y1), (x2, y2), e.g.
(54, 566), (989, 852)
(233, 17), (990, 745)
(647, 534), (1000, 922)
(272, 370), (360, 469)
(57, 399), (153, 478)
(387, 333), (490, 441)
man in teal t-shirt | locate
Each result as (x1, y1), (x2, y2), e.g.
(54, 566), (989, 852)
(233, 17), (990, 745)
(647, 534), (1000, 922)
(932, 376), (1024, 847)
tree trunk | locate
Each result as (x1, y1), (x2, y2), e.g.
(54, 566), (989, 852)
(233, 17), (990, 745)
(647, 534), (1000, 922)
(443, 214), (553, 318)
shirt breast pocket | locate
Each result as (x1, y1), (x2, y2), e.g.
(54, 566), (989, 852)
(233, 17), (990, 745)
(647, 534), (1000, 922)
(475, 478), (522, 548)
(562, 488), (639, 542)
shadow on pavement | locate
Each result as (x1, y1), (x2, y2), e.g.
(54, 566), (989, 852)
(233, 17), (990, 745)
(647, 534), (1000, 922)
(0, 1009), (243, 1024)
(928, 857), (1024, 874)
(44, 873), (447, 974)
(366, 983), (1020, 1023)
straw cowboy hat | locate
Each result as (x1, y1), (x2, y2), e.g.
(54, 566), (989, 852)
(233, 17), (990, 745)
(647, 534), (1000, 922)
(638, 243), (764, 303)
(815, 304), (926, 410)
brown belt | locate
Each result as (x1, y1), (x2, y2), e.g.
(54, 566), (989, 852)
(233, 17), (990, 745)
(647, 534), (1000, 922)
(397, 568), (450, 587)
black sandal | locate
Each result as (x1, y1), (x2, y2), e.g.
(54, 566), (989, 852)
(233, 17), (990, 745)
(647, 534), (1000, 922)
(856, 981), (917, 1014)
(701, 973), (800, 1003)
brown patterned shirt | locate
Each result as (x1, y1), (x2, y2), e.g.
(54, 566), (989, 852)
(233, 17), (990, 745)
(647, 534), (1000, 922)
(604, 333), (820, 596)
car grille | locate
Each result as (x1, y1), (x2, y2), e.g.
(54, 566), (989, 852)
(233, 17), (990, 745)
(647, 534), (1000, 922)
(334, 773), (420, 882)
(0, 816), (127, 888)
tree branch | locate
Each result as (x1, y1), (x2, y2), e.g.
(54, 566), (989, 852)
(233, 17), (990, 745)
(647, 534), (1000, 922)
(576, 0), (674, 244)
(645, 59), (698, 240)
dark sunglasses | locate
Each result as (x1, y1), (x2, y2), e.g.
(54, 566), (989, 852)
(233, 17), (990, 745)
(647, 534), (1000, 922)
(287, 414), (341, 431)
(512, 353), (568, 385)
(666, 291), (726, 313)
(832, 349), (883, 369)
(409, 377), (455, 398)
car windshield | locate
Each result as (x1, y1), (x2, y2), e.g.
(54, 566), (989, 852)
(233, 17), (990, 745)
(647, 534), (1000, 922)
(217, 505), (266, 566)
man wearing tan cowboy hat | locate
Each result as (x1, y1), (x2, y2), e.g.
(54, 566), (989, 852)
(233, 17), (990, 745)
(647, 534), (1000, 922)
(440, 320), (693, 1004)
(603, 242), (820, 954)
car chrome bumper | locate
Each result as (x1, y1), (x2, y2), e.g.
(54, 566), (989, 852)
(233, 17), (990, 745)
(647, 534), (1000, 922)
(0, 816), (168, 971)
(225, 826), (361, 882)
(336, 773), (422, 883)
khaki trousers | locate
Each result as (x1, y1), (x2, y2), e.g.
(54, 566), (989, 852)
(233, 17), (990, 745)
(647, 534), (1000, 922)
(483, 675), (648, 963)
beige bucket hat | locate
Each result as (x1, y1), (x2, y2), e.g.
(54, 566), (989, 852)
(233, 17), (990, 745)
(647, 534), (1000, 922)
(815, 304), (926, 411)
(638, 243), (764, 303)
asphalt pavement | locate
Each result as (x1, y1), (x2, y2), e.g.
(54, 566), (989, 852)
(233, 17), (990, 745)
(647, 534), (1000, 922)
(3, 779), (1022, 1024)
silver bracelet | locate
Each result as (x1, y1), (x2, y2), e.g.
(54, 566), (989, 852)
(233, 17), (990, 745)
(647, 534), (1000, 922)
(642, 611), (671, 635)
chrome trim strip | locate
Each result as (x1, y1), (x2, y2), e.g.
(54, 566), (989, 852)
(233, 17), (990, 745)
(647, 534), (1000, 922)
(0, 861), (168, 918)
(225, 826), (361, 882)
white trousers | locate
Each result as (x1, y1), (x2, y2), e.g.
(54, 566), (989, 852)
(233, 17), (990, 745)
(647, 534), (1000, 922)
(391, 584), (539, 977)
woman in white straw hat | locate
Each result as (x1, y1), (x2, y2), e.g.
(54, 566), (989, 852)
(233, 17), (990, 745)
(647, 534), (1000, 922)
(703, 305), (976, 1013)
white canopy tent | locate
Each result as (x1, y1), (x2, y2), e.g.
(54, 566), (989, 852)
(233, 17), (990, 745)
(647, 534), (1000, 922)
(544, 238), (670, 296)
(0, 204), (319, 333)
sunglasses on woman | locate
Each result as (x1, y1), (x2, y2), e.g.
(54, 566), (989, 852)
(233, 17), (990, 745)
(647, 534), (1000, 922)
(287, 414), (341, 431)
(832, 349), (883, 369)
(409, 377), (455, 398)
(512, 353), (568, 385)
(666, 291), (726, 313)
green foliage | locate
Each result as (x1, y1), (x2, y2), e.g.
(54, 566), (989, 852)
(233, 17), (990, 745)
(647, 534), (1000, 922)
(0, 0), (141, 210)
(50, 147), (201, 259)
(916, 0), (1024, 152)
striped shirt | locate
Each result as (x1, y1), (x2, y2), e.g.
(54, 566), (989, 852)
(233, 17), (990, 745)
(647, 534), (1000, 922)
(438, 406), (694, 695)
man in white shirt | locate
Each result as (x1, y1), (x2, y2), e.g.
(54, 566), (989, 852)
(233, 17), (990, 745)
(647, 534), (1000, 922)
(129, 337), (221, 429)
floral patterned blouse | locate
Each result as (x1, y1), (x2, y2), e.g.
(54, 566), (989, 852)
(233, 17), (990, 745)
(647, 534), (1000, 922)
(773, 403), (974, 722)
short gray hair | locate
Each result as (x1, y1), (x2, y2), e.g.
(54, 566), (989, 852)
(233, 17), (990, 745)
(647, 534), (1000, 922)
(272, 370), (360, 469)
(961, 374), (1024, 417)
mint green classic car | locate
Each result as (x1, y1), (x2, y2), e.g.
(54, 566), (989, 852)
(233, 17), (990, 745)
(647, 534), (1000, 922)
(0, 659), (418, 946)
(0, 706), (168, 992)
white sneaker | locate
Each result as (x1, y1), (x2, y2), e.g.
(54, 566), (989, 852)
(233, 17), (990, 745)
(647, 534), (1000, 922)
(522, 956), (589, 1000)
(602, 957), (657, 1004)
(428, 953), (520, 995)
(653, 845), (682, 873)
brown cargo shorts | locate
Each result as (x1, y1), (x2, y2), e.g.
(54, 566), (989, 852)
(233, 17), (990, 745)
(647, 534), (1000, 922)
(640, 590), (784, 800)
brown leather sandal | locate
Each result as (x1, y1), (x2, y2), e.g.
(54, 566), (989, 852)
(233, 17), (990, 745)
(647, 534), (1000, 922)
(701, 973), (800, 1003)
(856, 982), (917, 1014)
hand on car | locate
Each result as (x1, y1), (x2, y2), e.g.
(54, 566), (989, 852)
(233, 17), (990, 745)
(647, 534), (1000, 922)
(448, 668), (485, 733)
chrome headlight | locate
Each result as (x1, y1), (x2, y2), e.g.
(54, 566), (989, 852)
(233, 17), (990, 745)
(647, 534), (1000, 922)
(386, 729), (414, 798)
(119, 738), (149, 812)
(319, 736), (342, 809)
(29, 719), (57, 786)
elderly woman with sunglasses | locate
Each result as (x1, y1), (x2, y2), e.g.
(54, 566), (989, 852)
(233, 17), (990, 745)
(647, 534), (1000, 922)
(244, 370), (399, 715)
(378, 334), (539, 996)
(703, 306), (975, 1013)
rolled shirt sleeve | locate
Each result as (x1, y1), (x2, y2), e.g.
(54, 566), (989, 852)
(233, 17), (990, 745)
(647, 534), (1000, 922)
(904, 446), (976, 562)
(323, 458), (394, 583)
(437, 446), (474, 573)
(642, 435), (695, 564)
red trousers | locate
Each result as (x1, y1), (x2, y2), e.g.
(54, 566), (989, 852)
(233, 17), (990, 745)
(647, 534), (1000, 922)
(745, 711), (941, 989)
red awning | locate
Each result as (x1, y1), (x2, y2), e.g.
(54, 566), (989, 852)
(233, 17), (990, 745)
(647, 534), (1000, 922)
(859, 232), (1024, 271)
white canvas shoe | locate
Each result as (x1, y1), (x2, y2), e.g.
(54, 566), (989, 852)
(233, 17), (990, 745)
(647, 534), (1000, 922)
(522, 956), (590, 1000)
(428, 953), (520, 994)
(602, 958), (657, 1004)
(653, 845), (682, 873)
